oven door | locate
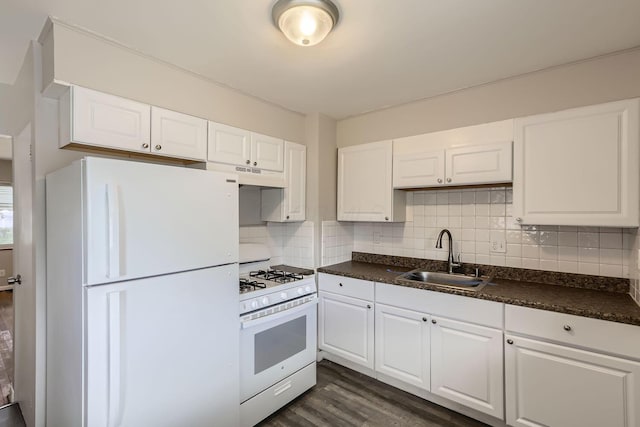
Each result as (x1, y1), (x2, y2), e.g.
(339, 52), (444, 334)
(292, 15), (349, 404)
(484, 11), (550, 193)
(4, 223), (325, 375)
(240, 298), (317, 402)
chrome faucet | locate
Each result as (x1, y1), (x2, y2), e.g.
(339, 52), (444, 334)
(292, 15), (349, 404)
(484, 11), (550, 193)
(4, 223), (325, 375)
(435, 229), (462, 274)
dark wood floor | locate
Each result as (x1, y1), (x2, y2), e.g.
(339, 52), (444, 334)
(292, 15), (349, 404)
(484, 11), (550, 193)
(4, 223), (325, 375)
(0, 292), (12, 406)
(259, 360), (489, 427)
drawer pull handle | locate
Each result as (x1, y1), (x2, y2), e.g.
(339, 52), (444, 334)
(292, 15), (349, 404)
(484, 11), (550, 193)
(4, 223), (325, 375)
(507, 339), (514, 345)
(339, 283), (343, 287)
(422, 317), (427, 322)
(431, 319), (437, 324)
(563, 325), (572, 332)
(367, 304), (372, 309)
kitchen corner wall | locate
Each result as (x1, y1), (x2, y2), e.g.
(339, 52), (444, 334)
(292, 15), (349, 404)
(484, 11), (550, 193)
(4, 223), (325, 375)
(240, 221), (315, 269)
(321, 221), (354, 266)
(322, 187), (636, 280)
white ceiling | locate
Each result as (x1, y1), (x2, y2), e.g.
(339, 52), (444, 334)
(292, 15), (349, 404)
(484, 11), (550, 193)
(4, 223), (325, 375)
(2, 0), (640, 119)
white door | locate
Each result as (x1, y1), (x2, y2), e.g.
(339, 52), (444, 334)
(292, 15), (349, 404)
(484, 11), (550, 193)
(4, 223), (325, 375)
(505, 334), (640, 427)
(445, 141), (512, 186)
(338, 140), (393, 222)
(85, 265), (239, 427)
(431, 316), (504, 419)
(150, 107), (207, 161)
(318, 292), (374, 369)
(84, 157), (238, 286)
(207, 121), (251, 166)
(513, 99), (639, 227)
(251, 133), (284, 171)
(375, 304), (430, 390)
(71, 86), (151, 153)
(393, 149), (445, 189)
(12, 127), (35, 425)
(284, 142), (306, 221)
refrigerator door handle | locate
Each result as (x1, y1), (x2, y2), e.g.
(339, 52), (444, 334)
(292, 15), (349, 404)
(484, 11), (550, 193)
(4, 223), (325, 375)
(107, 291), (124, 427)
(106, 183), (121, 279)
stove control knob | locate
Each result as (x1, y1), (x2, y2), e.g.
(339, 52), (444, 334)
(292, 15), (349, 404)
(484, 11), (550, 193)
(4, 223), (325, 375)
(261, 297), (270, 306)
(304, 286), (311, 293)
(280, 292), (288, 300)
(297, 288), (304, 295)
(250, 301), (259, 309)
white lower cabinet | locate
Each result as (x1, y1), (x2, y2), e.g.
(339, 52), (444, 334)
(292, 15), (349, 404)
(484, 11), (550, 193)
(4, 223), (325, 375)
(375, 304), (430, 389)
(505, 334), (640, 427)
(431, 316), (504, 419)
(318, 291), (374, 369)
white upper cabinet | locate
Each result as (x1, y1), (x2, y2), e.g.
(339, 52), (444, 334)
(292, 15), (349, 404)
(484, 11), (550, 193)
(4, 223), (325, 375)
(251, 133), (284, 171)
(338, 140), (406, 222)
(207, 122), (252, 167)
(208, 123), (284, 172)
(61, 86), (151, 153)
(393, 120), (513, 189)
(513, 99), (640, 227)
(151, 107), (207, 161)
(261, 141), (306, 222)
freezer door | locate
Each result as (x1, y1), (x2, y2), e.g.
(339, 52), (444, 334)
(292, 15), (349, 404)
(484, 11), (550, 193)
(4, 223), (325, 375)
(84, 157), (238, 285)
(85, 266), (239, 427)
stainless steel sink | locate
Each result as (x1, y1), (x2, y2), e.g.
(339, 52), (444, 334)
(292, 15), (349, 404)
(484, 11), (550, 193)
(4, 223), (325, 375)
(400, 270), (492, 291)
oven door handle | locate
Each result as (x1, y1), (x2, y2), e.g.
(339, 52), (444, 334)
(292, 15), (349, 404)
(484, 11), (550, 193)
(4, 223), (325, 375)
(241, 298), (318, 329)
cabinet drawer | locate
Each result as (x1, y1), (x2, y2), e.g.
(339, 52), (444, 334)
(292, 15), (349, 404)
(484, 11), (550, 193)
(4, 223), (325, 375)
(318, 273), (374, 301)
(376, 283), (503, 329)
(505, 305), (640, 360)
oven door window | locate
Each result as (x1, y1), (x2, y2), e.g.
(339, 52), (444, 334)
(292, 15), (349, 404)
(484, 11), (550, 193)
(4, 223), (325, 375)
(254, 315), (306, 374)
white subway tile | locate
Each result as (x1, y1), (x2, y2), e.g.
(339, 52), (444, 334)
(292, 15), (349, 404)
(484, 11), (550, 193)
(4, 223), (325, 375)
(578, 262), (600, 275)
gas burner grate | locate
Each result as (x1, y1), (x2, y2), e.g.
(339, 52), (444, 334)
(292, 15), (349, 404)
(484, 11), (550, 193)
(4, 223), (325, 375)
(250, 269), (304, 283)
(239, 278), (266, 293)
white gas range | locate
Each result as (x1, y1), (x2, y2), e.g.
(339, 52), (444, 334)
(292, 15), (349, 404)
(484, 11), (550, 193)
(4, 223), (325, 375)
(238, 244), (318, 427)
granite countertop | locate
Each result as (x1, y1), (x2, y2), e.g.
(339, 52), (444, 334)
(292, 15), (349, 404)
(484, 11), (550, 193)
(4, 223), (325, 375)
(317, 260), (640, 327)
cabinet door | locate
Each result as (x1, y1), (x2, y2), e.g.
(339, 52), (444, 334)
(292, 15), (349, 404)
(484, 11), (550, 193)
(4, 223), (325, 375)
(505, 335), (640, 427)
(513, 99), (639, 226)
(431, 316), (504, 419)
(72, 86), (151, 153)
(375, 304), (430, 390)
(251, 132), (284, 171)
(284, 141), (306, 221)
(151, 107), (207, 161)
(445, 141), (512, 186)
(85, 266), (239, 427)
(393, 148), (445, 188)
(207, 121), (251, 166)
(318, 291), (374, 369)
(338, 140), (393, 222)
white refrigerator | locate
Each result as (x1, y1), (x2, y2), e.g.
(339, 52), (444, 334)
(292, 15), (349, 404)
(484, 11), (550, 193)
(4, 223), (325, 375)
(46, 157), (240, 427)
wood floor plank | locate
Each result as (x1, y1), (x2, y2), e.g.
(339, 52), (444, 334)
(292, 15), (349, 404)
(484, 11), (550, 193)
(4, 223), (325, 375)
(259, 360), (489, 427)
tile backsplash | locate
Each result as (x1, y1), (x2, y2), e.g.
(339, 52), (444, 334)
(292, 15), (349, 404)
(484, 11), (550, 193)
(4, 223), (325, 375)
(351, 188), (634, 279)
(321, 221), (354, 266)
(240, 221), (315, 269)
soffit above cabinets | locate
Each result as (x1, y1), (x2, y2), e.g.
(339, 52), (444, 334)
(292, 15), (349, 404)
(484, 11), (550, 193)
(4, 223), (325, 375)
(3, 1), (640, 118)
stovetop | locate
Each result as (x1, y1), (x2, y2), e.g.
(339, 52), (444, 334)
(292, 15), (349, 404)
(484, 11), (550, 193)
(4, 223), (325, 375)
(239, 267), (313, 295)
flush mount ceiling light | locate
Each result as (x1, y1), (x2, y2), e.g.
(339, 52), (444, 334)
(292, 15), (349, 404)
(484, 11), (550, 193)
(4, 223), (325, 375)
(272, 0), (340, 46)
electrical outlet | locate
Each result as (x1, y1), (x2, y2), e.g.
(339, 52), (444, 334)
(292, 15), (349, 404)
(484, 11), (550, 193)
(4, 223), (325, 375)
(490, 240), (506, 253)
(0, 270), (5, 278)
(373, 231), (382, 245)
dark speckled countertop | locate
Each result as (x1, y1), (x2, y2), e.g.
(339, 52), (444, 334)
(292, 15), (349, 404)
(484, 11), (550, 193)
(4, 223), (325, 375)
(317, 258), (640, 327)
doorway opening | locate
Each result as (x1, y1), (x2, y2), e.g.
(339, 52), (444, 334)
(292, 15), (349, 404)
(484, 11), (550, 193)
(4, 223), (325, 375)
(0, 135), (14, 406)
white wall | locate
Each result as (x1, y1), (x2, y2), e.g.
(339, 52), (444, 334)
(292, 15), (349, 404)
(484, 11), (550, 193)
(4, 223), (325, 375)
(337, 48), (640, 147)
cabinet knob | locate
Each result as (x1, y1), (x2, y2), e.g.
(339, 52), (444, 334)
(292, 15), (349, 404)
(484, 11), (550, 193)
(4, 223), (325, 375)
(385, 216), (389, 221)
(253, 161), (257, 166)
(563, 325), (572, 332)
(446, 178), (452, 183)
(437, 178), (443, 184)
(431, 319), (437, 324)
(246, 160), (251, 165)
(515, 217), (522, 222)
(141, 143), (149, 149)
(367, 304), (372, 309)
(155, 144), (162, 151)
(339, 283), (343, 287)
(286, 215), (290, 220)
(507, 339), (514, 345)
(422, 317), (427, 322)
